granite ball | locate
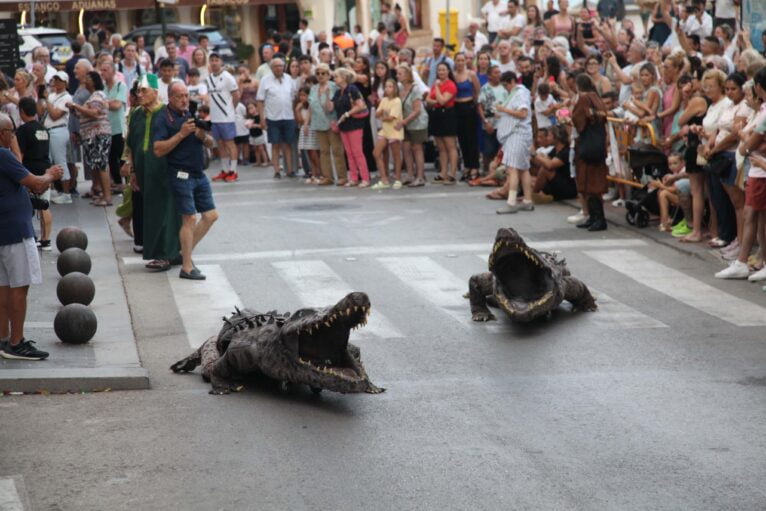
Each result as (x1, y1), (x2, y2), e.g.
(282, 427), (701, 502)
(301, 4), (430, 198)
(55, 227), (88, 253)
(54, 304), (97, 345)
(56, 272), (95, 306)
(57, 248), (91, 277)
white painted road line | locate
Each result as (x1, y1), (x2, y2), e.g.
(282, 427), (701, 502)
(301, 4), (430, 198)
(378, 256), (508, 333)
(219, 190), (489, 207)
(272, 260), (403, 339)
(587, 249), (766, 327)
(0, 478), (23, 511)
(585, 289), (668, 329)
(123, 239), (647, 266)
(168, 265), (244, 348)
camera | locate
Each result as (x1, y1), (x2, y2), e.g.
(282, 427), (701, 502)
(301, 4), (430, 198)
(29, 193), (49, 211)
(188, 101), (212, 131)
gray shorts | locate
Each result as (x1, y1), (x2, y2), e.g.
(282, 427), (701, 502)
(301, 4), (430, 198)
(0, 238), (42, 288)
(675, 178), (691, 196)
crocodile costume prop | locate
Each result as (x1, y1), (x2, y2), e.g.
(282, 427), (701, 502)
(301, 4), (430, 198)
(171, 292), (384, 395)
(469, 228), (597, 322)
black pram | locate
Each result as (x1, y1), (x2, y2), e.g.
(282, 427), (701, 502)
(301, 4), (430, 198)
(624, 143), (670, 228)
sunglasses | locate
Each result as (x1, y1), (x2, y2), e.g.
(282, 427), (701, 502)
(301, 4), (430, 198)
(316, 71), (329, 76)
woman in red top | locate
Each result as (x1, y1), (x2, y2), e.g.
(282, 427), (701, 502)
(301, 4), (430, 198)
(426, 62), (459, 184)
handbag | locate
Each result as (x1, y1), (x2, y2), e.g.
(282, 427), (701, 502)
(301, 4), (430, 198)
(703, 152), (731, 177)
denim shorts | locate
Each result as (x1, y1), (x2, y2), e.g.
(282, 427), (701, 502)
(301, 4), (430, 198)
(267, 119), (297, 144)
(211, 122), (236, 142)
(169, 172), (216, 215)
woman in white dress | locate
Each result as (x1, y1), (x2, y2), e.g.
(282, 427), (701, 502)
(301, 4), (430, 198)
(495, 71), (534, 214)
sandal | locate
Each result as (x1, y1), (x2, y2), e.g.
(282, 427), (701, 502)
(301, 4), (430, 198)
(443, 176), (457, 185)
(145, 259), (171, 272)
(486, 189), (507, 200)
(92, 200), (113, 207)
(407, 178), (425, 187)
(433, 175), (445, 183)
(707, 237), (728, 248)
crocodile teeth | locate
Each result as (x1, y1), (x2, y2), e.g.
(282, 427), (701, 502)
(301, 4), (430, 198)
(354, 306), (359, 312)
(325, 322), (331, 327)
(346, 308), (351, 316)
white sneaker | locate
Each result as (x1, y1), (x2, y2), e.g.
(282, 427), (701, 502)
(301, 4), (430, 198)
(602, 189), (617, 201)
(747, 266), (766, 282)
(611, 198), (626, 208)
(392, 180), (402, 190)
(51, 193), (72, 204)
(567, 210), (587, 224)
(714, 260), (750, 279)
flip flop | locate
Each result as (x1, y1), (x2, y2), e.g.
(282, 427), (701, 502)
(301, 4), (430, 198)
(707, 237), (728, 248)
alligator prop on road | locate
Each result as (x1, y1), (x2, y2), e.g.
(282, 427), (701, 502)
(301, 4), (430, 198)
(469, 228), (597, 322)
(171, 292), (385, 395)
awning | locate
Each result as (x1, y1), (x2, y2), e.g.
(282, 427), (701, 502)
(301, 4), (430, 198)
(0, 0), (292, 12)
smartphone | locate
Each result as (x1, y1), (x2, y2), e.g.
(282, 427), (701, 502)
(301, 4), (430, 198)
(548, 76), (556, 83)
(533, 39), (544, 46)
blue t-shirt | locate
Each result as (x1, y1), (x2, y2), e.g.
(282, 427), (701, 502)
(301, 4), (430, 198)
(0, 148), (34, 246)
(151, 107), (204, 174)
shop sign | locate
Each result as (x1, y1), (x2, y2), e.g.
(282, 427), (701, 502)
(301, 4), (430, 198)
(208, 0), (248, 5)
(71, 0), (117, 9)
(16, 1), (62, 12)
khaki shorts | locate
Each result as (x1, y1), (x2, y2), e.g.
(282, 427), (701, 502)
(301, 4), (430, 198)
(405, 128), (428, 145)
(0, 238), (42, 288)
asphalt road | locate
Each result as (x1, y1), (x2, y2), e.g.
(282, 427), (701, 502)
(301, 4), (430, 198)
(2, 168), (765, 511)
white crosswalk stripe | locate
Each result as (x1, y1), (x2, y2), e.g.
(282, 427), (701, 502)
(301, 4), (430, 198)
(272, 260), (404, 339)
(168, 265), (244, 348)
(586, 249), (766, 327)
(378, 256), (509, 333)
(0, 478), (24, 511)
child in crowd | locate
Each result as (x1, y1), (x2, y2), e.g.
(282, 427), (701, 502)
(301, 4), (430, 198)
(234, 100), (250, 167)
(294, 86), (321, 184)
(602, 90), (629, 206)
(187, 68), (208, 108)
(245, 102), (269, 167)
(623, 81), (645, 125)
(372, 78), (404, 190)
(649, 153), (690, 233)
(534, 82), (558, 129)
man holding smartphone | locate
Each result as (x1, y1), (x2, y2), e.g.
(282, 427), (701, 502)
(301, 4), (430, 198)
(153, 82), (218, 281)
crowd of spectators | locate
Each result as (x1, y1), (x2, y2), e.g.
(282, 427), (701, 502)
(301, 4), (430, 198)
(2, 0), (766, 361)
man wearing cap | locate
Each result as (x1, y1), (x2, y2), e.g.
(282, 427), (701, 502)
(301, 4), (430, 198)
(43, 71), (74, 204)
(153, 82), (218, 281)
(0, 113), (64, 361)
(206, 52), (241, 182)
(124, 74), (182, 271)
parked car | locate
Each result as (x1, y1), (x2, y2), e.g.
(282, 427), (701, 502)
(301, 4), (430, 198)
(125, 24), (238, 64)
(18, 27), (73, 66)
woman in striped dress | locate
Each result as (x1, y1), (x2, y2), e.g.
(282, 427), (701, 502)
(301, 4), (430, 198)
(495, 71), (534, 214)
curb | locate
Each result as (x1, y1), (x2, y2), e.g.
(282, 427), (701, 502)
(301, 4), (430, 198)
(0, 367), (150, 394)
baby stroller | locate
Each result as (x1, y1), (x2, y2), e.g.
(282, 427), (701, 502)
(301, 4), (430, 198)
(624, 143), (669, 228)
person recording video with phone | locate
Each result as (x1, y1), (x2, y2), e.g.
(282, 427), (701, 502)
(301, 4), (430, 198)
(153, 82), (218, 281)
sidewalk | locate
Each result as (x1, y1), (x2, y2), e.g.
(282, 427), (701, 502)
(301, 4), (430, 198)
(0, 196), (149, 393)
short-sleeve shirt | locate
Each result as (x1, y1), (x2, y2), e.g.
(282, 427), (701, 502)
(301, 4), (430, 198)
(68, 86), (90, 134)
(151, 107), (205, 174)
(0, 148), (34, 246)
(206, 70), (239, 123)
(43, 90), (72, 129)
(425, 54), (455, 87)
(429, 79), (458, 108)
(401, 84), (429, 131)
(16, 120), (51, 176)
(332, 84), (367, 132)
(479, 82), (509, 127)
(256, 74), (297, 121)
(79, 91), (112, 138)
(106, 80), (128, 135)
(309, 82), (339, 131)
(481, 0), (510, 32)
(378, 96), (403, 140)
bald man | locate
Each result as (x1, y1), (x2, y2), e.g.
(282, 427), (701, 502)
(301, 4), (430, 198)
(0, 114), (63, 360)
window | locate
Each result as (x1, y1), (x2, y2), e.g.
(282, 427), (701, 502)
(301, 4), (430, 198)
(207, 7), (242, 42)
(409, 0), (424, 29)
(137, 8), (178, 26)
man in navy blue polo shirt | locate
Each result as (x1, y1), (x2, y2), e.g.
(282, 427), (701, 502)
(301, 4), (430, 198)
(0, 114), (64, 360)
(153, 82), (219, 281)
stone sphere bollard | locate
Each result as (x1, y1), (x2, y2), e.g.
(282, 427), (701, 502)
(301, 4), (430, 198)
(57, 248), (92, 277)
(56, 227), (88, 253)
(54, 303), (98, 344)
(56, 272), (96, 306)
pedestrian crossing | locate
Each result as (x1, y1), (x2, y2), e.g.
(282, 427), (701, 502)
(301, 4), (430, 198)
(165, 244), (766, 348)
(0, 478), (24, 511)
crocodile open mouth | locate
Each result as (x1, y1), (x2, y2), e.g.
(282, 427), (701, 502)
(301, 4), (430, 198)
(287, 293), (371, 382)
(489, 238), (556, 315)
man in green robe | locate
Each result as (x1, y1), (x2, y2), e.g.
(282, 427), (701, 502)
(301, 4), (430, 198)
(125, 74), (181, 270)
